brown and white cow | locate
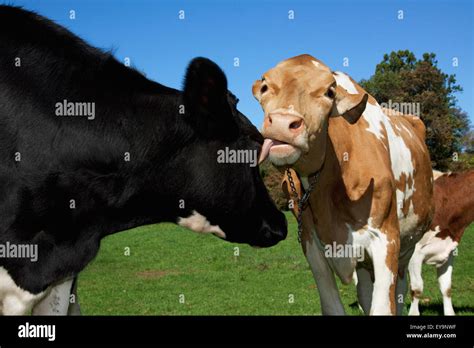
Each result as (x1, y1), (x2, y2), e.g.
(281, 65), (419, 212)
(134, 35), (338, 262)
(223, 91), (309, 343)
(254, 54), (434, 315)
(409, 170), (474, 316)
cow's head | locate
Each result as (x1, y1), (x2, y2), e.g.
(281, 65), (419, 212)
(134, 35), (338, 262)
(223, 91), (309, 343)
(253, 54), (368, 175)
(174, 57), (287, 247)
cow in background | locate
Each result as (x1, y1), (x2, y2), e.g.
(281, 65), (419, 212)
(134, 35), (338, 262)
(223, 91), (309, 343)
(409, 170), (474, 315)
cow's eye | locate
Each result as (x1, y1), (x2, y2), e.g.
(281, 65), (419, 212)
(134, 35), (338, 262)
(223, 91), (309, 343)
(325, 87), (335, 99)
(260, 85), (268, 94)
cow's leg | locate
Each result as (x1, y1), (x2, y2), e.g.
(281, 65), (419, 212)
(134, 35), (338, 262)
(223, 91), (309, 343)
(283, 174), (345, 315)
(368, 230), (398, 315)
(356, 267), (373, 315)
(305, 237), (346, 315)
(32, 278), (74, 315)
(437, 251), (455, 316)
(290, 201), (345, 315)
(395, 268), (408, 315)
(408, 244), (424, 316)
(67, 276), (82, 315)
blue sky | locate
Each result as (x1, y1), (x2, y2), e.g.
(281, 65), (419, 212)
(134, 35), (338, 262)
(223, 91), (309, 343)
(5, 0), (473, 127)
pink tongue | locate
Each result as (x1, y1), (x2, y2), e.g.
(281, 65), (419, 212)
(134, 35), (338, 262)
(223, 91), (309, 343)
(258, 138), (274, 164)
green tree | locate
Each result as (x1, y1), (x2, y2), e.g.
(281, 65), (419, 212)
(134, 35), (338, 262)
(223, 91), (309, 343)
(360, 50), (471, 170)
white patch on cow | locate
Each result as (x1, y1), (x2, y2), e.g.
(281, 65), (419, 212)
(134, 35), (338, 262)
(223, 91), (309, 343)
(399, 196), (417, 231)
(0, 267), (46, 315)
(380, 106), (414, 182)
(432, 170), (445, 180)
(408, 239), (424, 315)
(396, 189), (405, 219)
(351, 223), (372, 251)
(177, 211), (226, 239)
(362, 103), (385, 141)
(365, 102), (416, 226)
(437, 253), (455, 315)
(352, 270), (358, 286)
(409, 227), (458, 316)
(348, 221), (397, 314)
(366, 225), (396, 315)
(417, 227), (458, 266)
(398, 201), (420, 241)
(333, 72), (359, 94)
(312, 60), (321, 68)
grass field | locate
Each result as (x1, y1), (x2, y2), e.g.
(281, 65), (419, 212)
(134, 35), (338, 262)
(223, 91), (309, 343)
(78, 212), (474, 315)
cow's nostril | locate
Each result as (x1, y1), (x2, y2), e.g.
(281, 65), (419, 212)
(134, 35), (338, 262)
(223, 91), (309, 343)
(289, 119), (303, 130)
(268, 115), (273, 124)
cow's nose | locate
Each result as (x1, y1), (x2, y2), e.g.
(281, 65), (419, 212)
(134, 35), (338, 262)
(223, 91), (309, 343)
(264, 113), (305, 138)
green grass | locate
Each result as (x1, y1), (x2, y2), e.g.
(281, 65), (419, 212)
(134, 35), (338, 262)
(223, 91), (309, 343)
(78, 213), (474, 315)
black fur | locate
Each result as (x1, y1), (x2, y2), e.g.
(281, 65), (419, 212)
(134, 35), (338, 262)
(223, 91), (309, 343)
(0, 6), (287, 294)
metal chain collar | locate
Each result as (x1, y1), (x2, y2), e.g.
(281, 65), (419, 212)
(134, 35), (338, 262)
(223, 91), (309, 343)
(286, 168), (320, 243)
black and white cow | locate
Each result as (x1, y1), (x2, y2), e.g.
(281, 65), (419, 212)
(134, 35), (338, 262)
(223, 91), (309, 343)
(0, 6), (287, 315)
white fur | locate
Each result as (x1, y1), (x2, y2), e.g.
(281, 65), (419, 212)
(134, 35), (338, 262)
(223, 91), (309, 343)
(433, 170), (445, 180)
(0, 267), (46, 315)
(364, 103), (415, 185)
(437, 253), (455, 315)
(333, 72), (359, 94)
(408, 227), (458, 315)
(364, 102), (418, 238)
(366, 226), (396, 315)
(177, 211), (226, 239)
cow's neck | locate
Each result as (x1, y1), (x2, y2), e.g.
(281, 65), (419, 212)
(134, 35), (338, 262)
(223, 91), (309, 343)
(305, 121), (374, 247)
(296, 120), (328, 176)
(75, 93), (191, 238)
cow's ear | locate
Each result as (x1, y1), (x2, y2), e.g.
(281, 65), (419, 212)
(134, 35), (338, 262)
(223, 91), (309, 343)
(183, 57), (229, 118)
(332, 90), (368, 124)
(252, 79), (263, 102)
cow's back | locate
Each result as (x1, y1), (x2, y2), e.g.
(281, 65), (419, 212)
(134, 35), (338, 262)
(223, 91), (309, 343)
(332, 74), (434, 249)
